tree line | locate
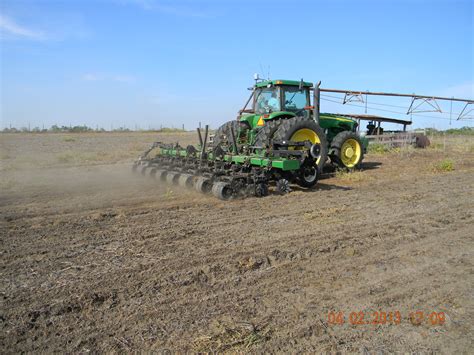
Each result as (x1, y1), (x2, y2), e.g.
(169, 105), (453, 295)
(1, 125), (187, 133)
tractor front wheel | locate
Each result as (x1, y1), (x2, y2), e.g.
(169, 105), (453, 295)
(330, 131), (364, 170)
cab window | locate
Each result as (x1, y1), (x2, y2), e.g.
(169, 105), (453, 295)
(255, 88), (280, 113)
(283, 87), (307, 112)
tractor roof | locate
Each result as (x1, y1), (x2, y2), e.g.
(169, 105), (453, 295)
(255, 79), (313, 88)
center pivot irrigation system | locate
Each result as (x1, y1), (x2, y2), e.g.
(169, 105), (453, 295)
(133, 77), (473, 200)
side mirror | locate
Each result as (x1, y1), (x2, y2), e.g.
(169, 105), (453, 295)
(299, 78), (303, 90)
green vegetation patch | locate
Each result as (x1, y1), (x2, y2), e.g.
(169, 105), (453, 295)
(432, 159), (455, 173)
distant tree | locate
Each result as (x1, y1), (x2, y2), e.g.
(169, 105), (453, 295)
(2, 127), (18, 133)
(50, 125), (61, 132)
(70, 125), (93, 132)
(445, 126), (474, 135)
(425, 128), (439, 135)
(113, 127), (131, 132)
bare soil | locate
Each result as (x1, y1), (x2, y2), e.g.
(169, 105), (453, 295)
(1, 132), (473, 353)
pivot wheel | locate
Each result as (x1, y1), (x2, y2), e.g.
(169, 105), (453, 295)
(272, 116), (328, 171)
(166, 172), (180, 185)
(330, 131), (364, 169)
(178, 174), (195, 188)
(195, 177), (212, 194)
(212, 182), (234, 201)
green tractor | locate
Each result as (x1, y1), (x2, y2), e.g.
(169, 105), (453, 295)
(133, 78), (369, 200)
(212, 79), (368, 170)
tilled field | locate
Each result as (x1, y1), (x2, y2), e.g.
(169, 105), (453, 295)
(1, 133), (473, 352)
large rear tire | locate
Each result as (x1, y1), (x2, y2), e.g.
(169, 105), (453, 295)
(272, 116), (328, 172)
(253, 119), (283, 149)
(330, 131), (364, 169)
(212, 120), (239, 154)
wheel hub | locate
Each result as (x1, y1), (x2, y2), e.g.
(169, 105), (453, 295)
(344, 146), (355, 158)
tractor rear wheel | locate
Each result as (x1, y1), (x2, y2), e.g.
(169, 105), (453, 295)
(253, 119), (283, 149)
(272, 116), (328, 172)
(212, 120), (239, 154)
(330, 131), (364, 169)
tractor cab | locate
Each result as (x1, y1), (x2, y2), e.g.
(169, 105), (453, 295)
(237, 80), (314, 133)
(215, 78), (367, 170)
(253, 80), (312, 116)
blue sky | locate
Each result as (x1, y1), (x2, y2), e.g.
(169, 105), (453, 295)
(1, 0), (473, 130)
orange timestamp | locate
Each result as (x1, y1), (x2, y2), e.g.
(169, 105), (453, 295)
(328, 310), (446, 326)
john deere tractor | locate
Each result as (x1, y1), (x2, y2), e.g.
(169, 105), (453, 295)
(133, 78), (368, 200)
(213, 79), (367, 170)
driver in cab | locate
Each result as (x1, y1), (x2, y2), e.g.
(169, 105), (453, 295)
(267, 92), (279, 111)
(257, 91), (280, 112)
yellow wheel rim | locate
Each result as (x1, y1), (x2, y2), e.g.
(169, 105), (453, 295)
(340, 138), (362, 168)
(290, 128), (322, 164)
(290, 128), (320, 145)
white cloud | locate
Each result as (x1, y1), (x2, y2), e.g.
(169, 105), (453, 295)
(0, 14), (45, 40)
